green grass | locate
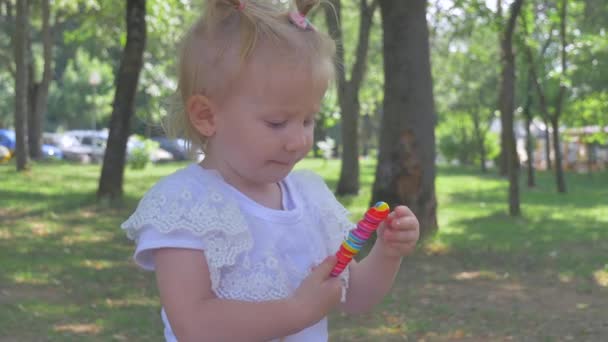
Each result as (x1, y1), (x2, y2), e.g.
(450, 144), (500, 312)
(1, 159), (607, 341)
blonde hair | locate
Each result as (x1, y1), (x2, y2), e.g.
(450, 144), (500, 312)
(166, 0), (336, 154)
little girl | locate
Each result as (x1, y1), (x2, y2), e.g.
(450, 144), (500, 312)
(122, 0), (420, 341)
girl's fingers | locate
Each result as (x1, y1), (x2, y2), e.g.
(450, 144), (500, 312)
(385, 229), (418, 243)
(389, 216), (419, 231)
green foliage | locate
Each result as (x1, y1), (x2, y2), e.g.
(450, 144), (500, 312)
(128, 135), (160, 170)
(565, 91), (608, 144)
(47, 51), (114, 131)
(0, 72), (14, 128)
(437, 112), (500, 166)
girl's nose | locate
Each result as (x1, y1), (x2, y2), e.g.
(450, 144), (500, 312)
(285, 130), (309, 152)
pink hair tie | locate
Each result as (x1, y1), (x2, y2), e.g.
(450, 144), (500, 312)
(236, 0), (245, 11)
(288, 12), (314, 31)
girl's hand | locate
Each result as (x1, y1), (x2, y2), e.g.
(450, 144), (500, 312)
(290, 256), (343, 326)
(376, 205), (420, 258)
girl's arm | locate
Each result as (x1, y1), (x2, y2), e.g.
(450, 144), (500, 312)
(154, 248), (342, 342)
(340, 206), (419, 314)
(339, 243), (402, 314)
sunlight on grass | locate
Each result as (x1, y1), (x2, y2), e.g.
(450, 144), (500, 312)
(11, 271), (51, 285)
(81, 259), (116, 270)
(53, 323), (102, 335)
(422, 239), (451, 256)
(2, 161), (607, 340)
(558, 271), (574, 283)
(453, 270), (503, 281)
(62, 232), (113, 244)
(594, 269), (608, 287)
(101, 296), (159, 309)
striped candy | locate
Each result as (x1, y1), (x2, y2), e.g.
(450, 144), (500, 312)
(330, 201), (390, 277)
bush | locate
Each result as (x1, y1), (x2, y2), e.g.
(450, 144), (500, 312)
(128, 135), (159, 170)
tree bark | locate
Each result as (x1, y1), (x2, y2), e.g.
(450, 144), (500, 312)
(375, 0), (437, 235)
(1, 0), (16, 79)
(551, 115), (566, 192)
(472, 109), (487, 173)
(325, 0), (377, 196)
(523, 78), (535, 187)
(97, 0), (146, 201)
(521, 0), (567, 193)
(499, 0), (524, 216)
(551, 0), (567, 193)
(13, 0), (30, 171)
(27, 0), (52, 160)
(543, 118), (552, 170)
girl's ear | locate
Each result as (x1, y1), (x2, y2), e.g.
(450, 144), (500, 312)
(186, 95), (216, 137)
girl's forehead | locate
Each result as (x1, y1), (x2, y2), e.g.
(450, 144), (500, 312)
(234, 58), (329, 105)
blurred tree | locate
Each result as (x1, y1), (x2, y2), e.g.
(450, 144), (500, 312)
(97, 0), (146, 201)
(13, 0), (30, 171)
(434, 21), (501, 172)
(324, 0), (378, 196)
(374, 0), (437, 235)
(500, 0), (524, 216)
(27, 0), (52, 160)
(1, 0), (16, 128)
(521, 0), (568, 193)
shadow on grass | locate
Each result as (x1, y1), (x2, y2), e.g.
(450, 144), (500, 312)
(432, 209), (607, 277)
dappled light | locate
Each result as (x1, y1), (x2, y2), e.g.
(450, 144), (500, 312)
(2, 161), (607, 339)
(452, 270), (504, 281)
(53, 323), (102, 335)
(594, 269), (608, 287)
(10, 271), (51, 286)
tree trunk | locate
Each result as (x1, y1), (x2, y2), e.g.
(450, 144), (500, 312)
(551, 0), (568, 193)
(13, 0), (30, 171)
(524, 101), (535, 188)
(497, 0), (507, 177)
(543, 118), (552, 170)
(472, 110), (487, 173)
(375, 0), (437, 235)
(499, 0), (524, 216)
(523, 77), (535, 187)
(325, 0), (377, 196)
(27, 0), (52, 160)
(97, 0), (146, 201)
(551, 117), (566, 192)
(338, 90), (360, 194)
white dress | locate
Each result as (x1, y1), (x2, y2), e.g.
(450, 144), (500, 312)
(121, 164), (354, 341)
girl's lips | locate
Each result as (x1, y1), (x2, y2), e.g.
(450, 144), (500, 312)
(271, 160), (291, 166)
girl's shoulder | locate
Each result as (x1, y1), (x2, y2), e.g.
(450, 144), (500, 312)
(121, 163), (250, 241)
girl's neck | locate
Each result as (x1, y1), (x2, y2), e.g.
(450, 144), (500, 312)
(199, 159), (283, 210)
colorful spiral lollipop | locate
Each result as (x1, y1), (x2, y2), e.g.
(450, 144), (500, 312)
(330, 201), (390, 277)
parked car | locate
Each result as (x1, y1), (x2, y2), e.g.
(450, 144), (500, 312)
(0, 129), (16, 151)
(151, 137), (190, 161)
(0, 145), (10, 162)
(58, 130), (173, 164)
(0, 129), (63, 160)
(60, 130), (107, 163)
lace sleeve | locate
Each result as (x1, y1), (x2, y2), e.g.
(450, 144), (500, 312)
(290, 170), (355, 300)
(121, 176), (253, 293)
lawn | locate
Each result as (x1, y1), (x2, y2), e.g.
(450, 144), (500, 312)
(1, 159), (606, 341)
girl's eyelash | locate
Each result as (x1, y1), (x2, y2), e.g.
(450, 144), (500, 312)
(265, 116), (315, 128)
(266, 121), (287, 128)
